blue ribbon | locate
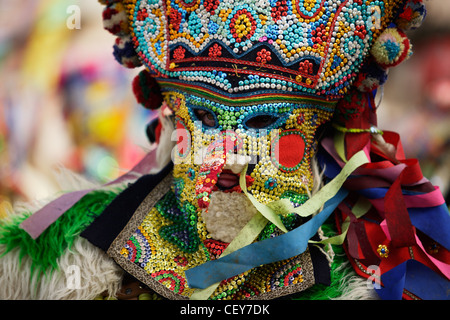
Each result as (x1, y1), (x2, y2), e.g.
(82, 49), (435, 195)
(317, 149), (341, 178)
(375, 259), (450, 300)
(409, 204), (450, 251)
(358, 187), (428, 199)
(319, 147), (450, 251)
(185, 188), (349, 289)
(358, 190), (450, 250)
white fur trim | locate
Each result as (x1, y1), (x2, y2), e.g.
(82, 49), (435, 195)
(332, 260), (379, 300)
(0, 237), (123, 300)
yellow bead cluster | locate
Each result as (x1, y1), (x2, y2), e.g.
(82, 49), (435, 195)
(302, 0), (319, 13)
(234, 14), (253, 39)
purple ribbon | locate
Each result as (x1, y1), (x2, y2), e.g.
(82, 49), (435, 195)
(20, 149), (157, 239)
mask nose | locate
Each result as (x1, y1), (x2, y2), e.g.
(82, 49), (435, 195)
(195, 130), (247, 209)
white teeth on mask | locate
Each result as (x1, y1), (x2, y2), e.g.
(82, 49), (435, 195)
(223, 154), (251, 174)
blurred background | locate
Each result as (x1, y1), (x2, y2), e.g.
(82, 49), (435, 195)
(0, 0), (449, 217)
(0, 0), (155, 217)
(379, 0), (450, 203)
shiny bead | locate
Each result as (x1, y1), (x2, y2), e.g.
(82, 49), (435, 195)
(377, 244), (389, 258)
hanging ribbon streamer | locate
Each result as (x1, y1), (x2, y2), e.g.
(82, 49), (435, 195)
(319, 131), (450, 300)
(309, 216), (351, 246)
(384, 163), (417, 248)
(375, 259), (450, 300)
(188, 188), (349, 298)
(379, 221), (450, 280)
(409, 204), (450, 252)
(187, 150), (369, 299)
(320, 134), (450, 250)
(309, 196), (372, 247)
(290, 150), (369, 217)
(20, 148), (158, 239)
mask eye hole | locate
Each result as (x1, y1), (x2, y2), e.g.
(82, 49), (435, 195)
(193, 108), (217, 128)
(245, 114), (279, 129)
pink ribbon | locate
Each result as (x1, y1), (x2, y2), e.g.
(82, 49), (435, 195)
(370, 186), (446, 213)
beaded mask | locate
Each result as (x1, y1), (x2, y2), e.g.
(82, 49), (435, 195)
(123, 0), (406, 208)
(99, 0), (426, 299)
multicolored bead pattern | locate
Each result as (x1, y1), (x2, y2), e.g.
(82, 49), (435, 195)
(123, 0), (403, 98)
(120, 192), (201, 297)
(119, 189), (315, 299)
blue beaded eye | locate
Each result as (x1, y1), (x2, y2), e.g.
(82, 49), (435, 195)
(192, 107), (218, 128)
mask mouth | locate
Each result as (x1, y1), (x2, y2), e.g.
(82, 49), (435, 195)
(216, 170), (240, 190)
(213, 169), (255, 194)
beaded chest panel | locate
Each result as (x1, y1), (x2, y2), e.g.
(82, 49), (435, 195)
(108, 174), (317, 299)
(125, 0), (403, 98)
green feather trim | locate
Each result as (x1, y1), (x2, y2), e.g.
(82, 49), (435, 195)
(291, 221), (352, 300)
(0, 189), (120, 279)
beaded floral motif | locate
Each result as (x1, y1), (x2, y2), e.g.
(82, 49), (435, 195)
(127, 0), (403, 97)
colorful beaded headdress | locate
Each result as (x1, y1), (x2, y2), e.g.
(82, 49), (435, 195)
(88, 0), (450, 300)
(102, 0), (417, 99)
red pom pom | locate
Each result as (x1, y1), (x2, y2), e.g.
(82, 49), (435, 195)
(132, 70), (163, 110)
